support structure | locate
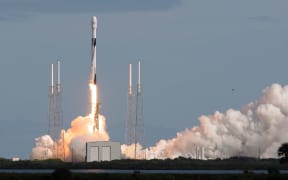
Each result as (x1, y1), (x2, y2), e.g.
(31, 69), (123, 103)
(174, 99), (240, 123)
(55, 60), (64, 159)
(125, 64), (134, 145)
(135, 60), (144, 159)
(48, 64), (54, 138)
(125, 61), (145, 159)
(47, 60), (64, 160)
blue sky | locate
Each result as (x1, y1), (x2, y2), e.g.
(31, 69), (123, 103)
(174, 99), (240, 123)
(0, 0), (288, 159)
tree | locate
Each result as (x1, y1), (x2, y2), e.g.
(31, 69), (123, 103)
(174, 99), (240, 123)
(52, 168), (72, 180)
(278, 143), (288, 164)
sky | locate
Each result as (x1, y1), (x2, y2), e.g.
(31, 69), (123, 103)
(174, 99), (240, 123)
(0, 0), (288, 159)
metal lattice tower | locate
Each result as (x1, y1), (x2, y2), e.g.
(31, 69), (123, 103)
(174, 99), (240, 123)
(135, 61), (144, 159)
(125, 64), (134, 145)
(47, 61), (64, 159)
(55, 60), (64, 159)
(48, 64), (55, 139)
(125, 61), (145, 159)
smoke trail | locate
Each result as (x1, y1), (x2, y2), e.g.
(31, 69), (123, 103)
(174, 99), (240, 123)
(122, 84), (288, 159)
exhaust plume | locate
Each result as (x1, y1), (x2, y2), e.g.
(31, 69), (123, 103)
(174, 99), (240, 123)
(122, 84), (288, 159)
(31, 84), (109, 161)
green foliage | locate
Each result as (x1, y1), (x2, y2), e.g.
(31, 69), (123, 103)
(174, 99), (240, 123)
(0, 174), (287, 180)
(0, 157), (288, 170)
(278, 143), (288, 164)
(52, 168), (72, 180)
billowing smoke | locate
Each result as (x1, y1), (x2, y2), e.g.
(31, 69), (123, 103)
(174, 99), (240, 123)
(31, 114), (109, 161)
(30, 135), (54, 160)
(31, 84), (109, 161)
(122, 84), (288, 159)
(32, 83), (288, 160)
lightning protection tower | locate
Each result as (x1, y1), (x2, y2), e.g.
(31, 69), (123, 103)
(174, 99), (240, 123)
(125, 61), (145, 159)
(48, 64), (55, 140)
(125, 64), (134, 145)
(135, 60), (144, 159)
(48, 60), (64, 159)
(55, 60), (64, 159)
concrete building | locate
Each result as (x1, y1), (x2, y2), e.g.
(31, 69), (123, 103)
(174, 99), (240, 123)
(86, 141), (121, 162)
(11, 157), (20, 162)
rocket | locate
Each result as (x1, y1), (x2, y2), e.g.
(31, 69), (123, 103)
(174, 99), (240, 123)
(91, 16), (97, 85)
(91, 16), (100, 132)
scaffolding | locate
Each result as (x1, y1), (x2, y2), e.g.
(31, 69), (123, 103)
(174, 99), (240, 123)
(125, 64), (134, 145)
(48, 64), (54, 139)
(125, 61), (145, 159)
(135, 61), (144, 159)
(47, 60), (64, 160)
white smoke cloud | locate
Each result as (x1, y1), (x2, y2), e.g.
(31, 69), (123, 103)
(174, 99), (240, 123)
(31, 81), (110, 162)
(30, 135), (54, 160)
(30, 114), (109, 161)
(123, 83), (288, 159)
(32, 83), (288, 161)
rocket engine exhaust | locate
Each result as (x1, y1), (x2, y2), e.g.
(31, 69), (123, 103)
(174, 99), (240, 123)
(90, 16), (100, 132)
(31, 16), (111, 162)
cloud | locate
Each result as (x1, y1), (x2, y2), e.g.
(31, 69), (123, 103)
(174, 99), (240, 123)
(0, 0), (182, 20)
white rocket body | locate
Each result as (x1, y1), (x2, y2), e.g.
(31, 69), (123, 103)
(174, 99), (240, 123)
(91, 16), (97, 84)
(90, 16), (100, 132)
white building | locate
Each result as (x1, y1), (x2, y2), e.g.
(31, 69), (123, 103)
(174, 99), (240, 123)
(11, 157), (20, 162)
(86, 141), (120, 162)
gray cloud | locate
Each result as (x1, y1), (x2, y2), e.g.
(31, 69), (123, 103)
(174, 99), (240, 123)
(0, 0), (182, 20)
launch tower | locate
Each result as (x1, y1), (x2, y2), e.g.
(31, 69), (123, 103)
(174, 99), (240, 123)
(125, 61), (145, 159)
(48, 60), (64, 159)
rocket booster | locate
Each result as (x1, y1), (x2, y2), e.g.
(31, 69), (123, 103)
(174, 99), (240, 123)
(91, 16), (97, 85)
(90, 16), (99, 132)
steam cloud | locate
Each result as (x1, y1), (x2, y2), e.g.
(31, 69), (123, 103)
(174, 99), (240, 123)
(122, 84), (288, 159)
(32, 83), (288, 161)
(31, 114), (109, 161)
